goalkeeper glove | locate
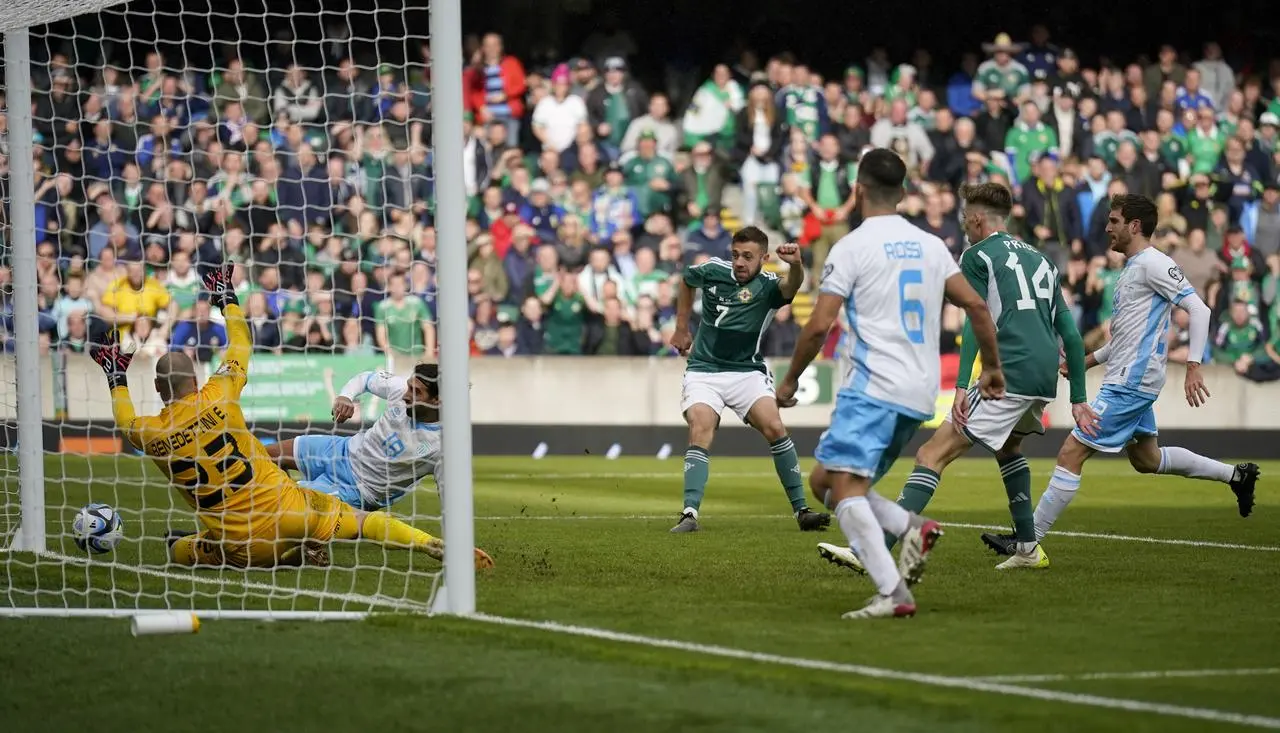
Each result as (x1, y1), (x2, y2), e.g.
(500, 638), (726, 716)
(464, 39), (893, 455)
(91, 329), (134, 390)
(202, 264), (239, 309)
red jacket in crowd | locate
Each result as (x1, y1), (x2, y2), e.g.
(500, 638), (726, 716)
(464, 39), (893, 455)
(463, 56), (528, 122)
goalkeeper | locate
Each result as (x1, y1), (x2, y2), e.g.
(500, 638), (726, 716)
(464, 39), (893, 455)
(266, 364), (447, 513)
(93, 265), (494, 570)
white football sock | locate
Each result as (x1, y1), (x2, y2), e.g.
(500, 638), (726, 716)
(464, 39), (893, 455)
(1158, 447), (1235, 483)
(835, 496), (901, 596)
(866, 490), (911, 537)
(1033, 466), (1081, 541)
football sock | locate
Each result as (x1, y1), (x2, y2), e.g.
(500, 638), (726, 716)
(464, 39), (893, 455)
(835, 496), (901, 596)
(866, 489), (911, 537)
(898, 465), (939, 514)
(358, 511), (439, 551)
(1157, 447), (1235, 483)
(1033, 465), (1081, 541)
(769, 435), (808, 512)
(998, 454), (1036, 544)
(683, 445), (710, 511)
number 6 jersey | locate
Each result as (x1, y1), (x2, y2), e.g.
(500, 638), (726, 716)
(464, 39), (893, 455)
(820, 214), (960, 420)
(958, 231), (1067, 400)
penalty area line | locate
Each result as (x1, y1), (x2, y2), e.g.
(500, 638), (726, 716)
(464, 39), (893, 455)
(469, 613), (1280, 730)
(967, 668), (1280, 684)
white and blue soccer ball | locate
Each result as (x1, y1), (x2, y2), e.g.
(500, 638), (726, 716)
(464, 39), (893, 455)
(72, 503), (124, 554)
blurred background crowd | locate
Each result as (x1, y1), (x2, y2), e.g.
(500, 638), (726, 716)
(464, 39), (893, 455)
(5, 14), (1280, 382)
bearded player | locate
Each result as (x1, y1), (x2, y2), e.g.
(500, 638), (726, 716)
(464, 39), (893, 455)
(93, 265), (492, 569)
(989, 194), (1259, 557)
(669, 226), (830, 534)
(819, 182), (1097, 574)
(266, 364), (450, 515)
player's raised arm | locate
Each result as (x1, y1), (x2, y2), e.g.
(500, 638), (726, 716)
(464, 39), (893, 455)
(332, 370), (408, 422)
(90, 330), (143, 449)
(945, 273), (1005, 399)
(203, 264), (251, 398)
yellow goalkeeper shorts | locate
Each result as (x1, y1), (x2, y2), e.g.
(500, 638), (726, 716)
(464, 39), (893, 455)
(173, 486), (356, 568)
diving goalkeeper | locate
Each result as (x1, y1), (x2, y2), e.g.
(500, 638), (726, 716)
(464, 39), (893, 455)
(94, 265), (494, 569)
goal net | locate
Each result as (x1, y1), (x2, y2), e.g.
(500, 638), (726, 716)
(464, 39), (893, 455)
(1, 0), (475, 620)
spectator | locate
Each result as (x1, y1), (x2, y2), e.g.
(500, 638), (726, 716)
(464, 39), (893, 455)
(578, 246), (630, 315)
(871, 99), (934, 176)
(735, 81), (786, 227)
(1215, 136), (1264, 224)
(777, 62), (829, 142)
(762, 305), (801, 357)
(684, 212), (732, 263)
(973, 33), (1031, 103)
(272, 64), (324, 126)
(630, 246), (668, 301)
(532, 64), (587, 154)
(490, 319), (523, 357)
(1176, 68), (1215, 115)
(51, 273), (93, 342)
(120, 316), (169, 360)
(1214, 300), (1263, 369)
(590, 163), (641, 242)
(1187, 106), (1226, 175)
(471, 299), (502, 354)
(520, 179), (564, 243)
(96, 258), (174, 340)
(1144, 44), (1187, 101)
(586, 57), (647, 159)
(1244, 182), (1280, 260)
(678, 140), (725, 225)
(630, 295), (665, 354)
(682, 64), (744, 152)
(540, 270), (587, 355)
(1022, 154), (1084, 270)
(468, 233), (510, 303)
(620, 93), (679, 162)
(1114, 141), (1161, 200)
(800, 134), (855, 284)
(170, 295), (227, 363)
(214, 57), (270, 125)
(585, 296), (645, 355)
(374, 274), (434, 356)
(623, 131), (677, 219)
(464, 33), (527, 145)
(516, 296), (545, 355)
(1004, 100), (1058, 187)
(244, 291), (281, 352)
(164, 249), (202, 319)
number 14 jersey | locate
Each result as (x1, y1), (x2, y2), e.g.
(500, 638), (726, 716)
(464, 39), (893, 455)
(959, 231), (1064, 400)
(821, 214), (960, 419)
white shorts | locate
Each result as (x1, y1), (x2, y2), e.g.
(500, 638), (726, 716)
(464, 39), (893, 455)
(944, 391), (1048, 452)
(681, 370), (775, 424)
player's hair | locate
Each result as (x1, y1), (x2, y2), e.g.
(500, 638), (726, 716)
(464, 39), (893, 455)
(1110, 194), (1158, 238)
(731, 226), (769, 251)
(856, 148), (907, 206)
(958, 182), (1013, 218)
(412, 362), (440, 399)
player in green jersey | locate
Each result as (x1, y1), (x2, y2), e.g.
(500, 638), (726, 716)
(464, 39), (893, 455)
(817, 183), (1098, 574)
(669, 226), (829, 533)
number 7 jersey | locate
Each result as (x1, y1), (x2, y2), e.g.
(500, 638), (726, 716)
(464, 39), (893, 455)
(821, 214), (960, 419)
(959, 231), (1064, 400)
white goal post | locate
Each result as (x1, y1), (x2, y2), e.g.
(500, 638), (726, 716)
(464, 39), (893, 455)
(1, 0), (475, 621)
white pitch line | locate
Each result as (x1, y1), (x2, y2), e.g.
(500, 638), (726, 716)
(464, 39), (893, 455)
(968, 668), (1280, 684)
(111, 514), (1280, 553)
(35, 550), (432, 613)
(471, 613), (1280, 730)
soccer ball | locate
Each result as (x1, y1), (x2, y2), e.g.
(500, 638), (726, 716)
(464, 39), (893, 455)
(72, 503), (124, 554)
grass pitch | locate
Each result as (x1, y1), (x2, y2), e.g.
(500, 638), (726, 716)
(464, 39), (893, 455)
(2, 454), (1277, 732)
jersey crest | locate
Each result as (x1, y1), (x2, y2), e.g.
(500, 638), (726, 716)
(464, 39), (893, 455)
(737, 288), (753, 303)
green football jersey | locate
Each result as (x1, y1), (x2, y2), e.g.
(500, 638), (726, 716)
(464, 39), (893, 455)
(959, 232), (1063, 399)
(684, 259), (790, 374)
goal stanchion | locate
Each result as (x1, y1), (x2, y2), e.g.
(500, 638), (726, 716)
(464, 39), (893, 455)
(0, 0), (473, 622)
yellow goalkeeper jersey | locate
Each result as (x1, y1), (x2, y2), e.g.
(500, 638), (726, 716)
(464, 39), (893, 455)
(111, 304), (306, 541)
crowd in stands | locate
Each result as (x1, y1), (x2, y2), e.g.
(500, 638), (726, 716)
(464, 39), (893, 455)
(5, 26), (1280, 381)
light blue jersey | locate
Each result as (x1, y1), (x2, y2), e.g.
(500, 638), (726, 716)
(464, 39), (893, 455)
(1099, 247), (1197, 396)
(815, 214), (960, 480)
(294, 370), (442, 510)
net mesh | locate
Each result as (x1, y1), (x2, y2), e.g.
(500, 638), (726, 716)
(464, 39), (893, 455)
(2, 0), (451, 616)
